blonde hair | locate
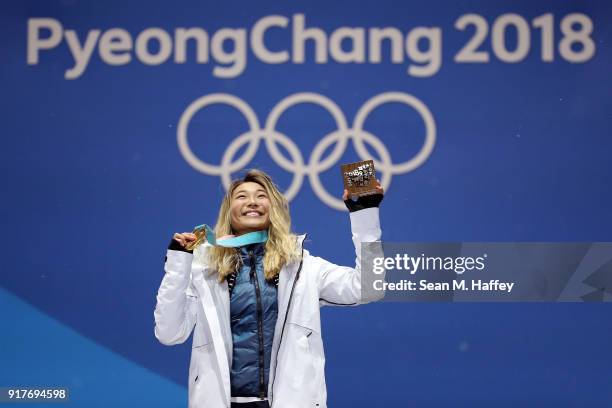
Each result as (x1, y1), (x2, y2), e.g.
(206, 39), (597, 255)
(208, 169), (300, 282)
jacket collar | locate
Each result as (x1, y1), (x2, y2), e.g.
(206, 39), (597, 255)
(296, 234), (307, 251)
(237, 242), (265, 259)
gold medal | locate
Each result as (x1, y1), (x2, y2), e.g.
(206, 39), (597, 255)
(185, 224), (207, 251)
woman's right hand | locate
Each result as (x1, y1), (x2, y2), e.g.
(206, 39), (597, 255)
(173, 232), (197, 248)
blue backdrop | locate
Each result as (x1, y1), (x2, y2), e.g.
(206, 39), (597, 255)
(2, 0), (611, 406)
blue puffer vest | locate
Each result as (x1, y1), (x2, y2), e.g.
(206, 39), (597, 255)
(228, 242), (278, 398)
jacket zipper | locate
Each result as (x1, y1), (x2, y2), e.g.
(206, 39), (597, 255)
(250, 250), (266, 399)
(269, 238), (306, 403)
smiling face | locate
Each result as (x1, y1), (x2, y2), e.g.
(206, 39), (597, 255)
(229, 181), (271, 235)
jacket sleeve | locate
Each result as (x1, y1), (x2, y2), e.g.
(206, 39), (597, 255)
(316, 207), (384, 306)
(154, 248), (198, 346)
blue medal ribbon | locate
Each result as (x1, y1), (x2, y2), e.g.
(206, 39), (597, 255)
(194, 224), (268, 248)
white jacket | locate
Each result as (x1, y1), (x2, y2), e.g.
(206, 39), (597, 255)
(154, 207), (383, 408)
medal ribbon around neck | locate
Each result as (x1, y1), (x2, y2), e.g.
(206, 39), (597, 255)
(190, 224), (268, 249)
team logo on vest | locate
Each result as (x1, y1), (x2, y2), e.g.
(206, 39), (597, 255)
(177, 92), (436, 210)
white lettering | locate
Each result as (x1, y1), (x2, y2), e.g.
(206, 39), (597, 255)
(211, 28), (247, 78)
(369, 27), (403, 63)
(64, 29), (100, 79)
(27, 18), (63, 64)
(251, 15), (289, 64)
(99, 28), (132, 65)
(174, 28), (209, 63)
(406, 27), (441, 77)
(135, 28), (173, 65)
(453, 280), (466, 290)
(293, 13), (327, 63)
(329, 27), (365, 63)
(372, 257), (384, 274)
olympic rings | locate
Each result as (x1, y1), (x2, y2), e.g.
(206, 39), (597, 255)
(177, 92), (436, 210)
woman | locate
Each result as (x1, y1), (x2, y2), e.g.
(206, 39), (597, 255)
(154, 169), (384, 408)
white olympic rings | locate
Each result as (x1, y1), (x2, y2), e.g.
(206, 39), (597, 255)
(177, 92), (436, 210)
